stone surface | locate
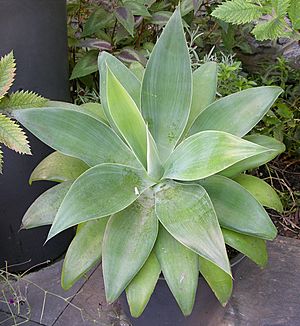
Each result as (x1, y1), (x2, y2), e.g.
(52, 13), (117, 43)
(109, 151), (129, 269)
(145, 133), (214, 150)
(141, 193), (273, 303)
(1, 236), (300, 326)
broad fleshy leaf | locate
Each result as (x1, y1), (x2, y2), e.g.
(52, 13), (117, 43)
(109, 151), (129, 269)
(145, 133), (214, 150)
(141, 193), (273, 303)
(98, 52), (141, 134)
(234, 174), (283, 212)
(62, 217), (108, 290)
(103, 193), (158, 302)
(155, 226), (198, 316)
(30, 152), (89, 184)
(200, 175), (277, 240)
(146, 126), (163, 181)
(47, 164), (155, 240)
(190, 86), (283, 137)
(163, 131), (270, 181)
(183, 62), (217, 137)
(106, 67), (147, 168)
(21, 181), (73, 229)
(155, 180), (231, 274)
(141, 7), (192, 162)
(222, 228), (268, 267)
(221, 134), (285, 177)
(199, 256), (232, 306)
(126, 252), (161, 318)
(80, 102), (108, 124)
(13, 108), (140, 168)
(129, 62), (145, 81)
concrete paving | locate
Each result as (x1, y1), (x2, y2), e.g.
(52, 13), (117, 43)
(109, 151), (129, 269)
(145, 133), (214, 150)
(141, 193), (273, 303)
(0, 236), (299, 326)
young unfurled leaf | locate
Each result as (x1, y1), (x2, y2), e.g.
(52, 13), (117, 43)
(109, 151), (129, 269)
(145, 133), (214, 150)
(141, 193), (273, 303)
(103, 193), (158, 303)
(30, 151), (89, 184)
(155, 226), (198, 316)
(62, 217), (109, 290)
(155, 180), (231, 275)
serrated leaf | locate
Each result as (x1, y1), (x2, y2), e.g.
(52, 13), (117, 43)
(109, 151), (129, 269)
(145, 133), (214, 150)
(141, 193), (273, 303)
(221, 134), (285, 177)
(0, 51), (16, 100)
(13, 108), (140, 168)
(155, 225), (199, 316)
(199, 256), (232, 306)
(30, 151), (89, 184)
(155, 180), (231, 275)
(272, 0), (291, 18)
(0, 113), (31, 154)
(288, 0), (300, 29)
(0, 91), (47, 110)
(199, 175), (277, 240)
(252, 17), (289, 41)
(106, 67), (147, 168)
(0, 146), (3, 173)
(115, 7), (135, 36)
(142, 7), (192, 163)
(21, 181), (73, 229)
(183, 62), (217, 137)
(126, 252), (161, 318)
(47, 163), (155, 240)
(233, 174), (283, 212)
(70, 50), (99, 80)
(62, 217), (108, 290)
(190, 86), (283, 137)
(222, 228), (268, 267)
(163, 131), (270, 181)
(211, 0), (263, 25)
(98, 52), (141, 134)
(103, 193), (158, 303)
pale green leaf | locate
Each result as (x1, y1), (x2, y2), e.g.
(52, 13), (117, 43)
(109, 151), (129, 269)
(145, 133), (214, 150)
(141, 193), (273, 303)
(106, 67), (147, 168)
(129, 62), (145, 81)
(103, 193), (158, 302)
(30, 151), (89, 184)
(234, 174), (283, 212)
(0, 113), (31, 154)
(21, 181), (73, 229)
(289, 0), (300, 29)
(155, 180), (231, 275)
(199, 256), (232, 306)
(190, 86), (283, 137)
(141, 7), (192, 162)
(183, 62), (217, 137)
(155, 226), (198, 316)
(126, 252), (161, 318)
(221, 134), (285, 177)
(13, 108), (140, 168)
(200, 175), (277, 240)
(98, 51), (141, 134)
(0, 51), (16, 100)
(62, 217), (108, 290)
(47, 164), (155, 240)
(222, 228), (268, 267)
(80, 102), (108, 124)
(211, 0), (263, 25)
(163, 130), (270, 181)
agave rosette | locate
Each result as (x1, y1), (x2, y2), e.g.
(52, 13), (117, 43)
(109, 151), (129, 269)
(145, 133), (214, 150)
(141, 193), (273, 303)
(14, 8), (285, 317)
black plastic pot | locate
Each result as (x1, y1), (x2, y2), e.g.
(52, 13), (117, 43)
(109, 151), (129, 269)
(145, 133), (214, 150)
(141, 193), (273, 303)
(0, 0), (73, 272)
(120, 255), (245, 326)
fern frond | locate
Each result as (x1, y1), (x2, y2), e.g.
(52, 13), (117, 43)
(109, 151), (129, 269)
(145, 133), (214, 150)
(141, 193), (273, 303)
(0, 90), (47, 109)
(0, 146), (3, 173)
(272, 0), (291, 18)
(0, 113), (31, 154)
(288, 0), (300, 29)
(0, 51), (16, 100)
(252, 17), (289, 40)
(211, 0), (263, 25)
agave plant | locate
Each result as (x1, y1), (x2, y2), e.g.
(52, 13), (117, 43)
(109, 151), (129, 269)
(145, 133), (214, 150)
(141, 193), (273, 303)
(0, 51), (46, 172)
(14, 8), (285, 317)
